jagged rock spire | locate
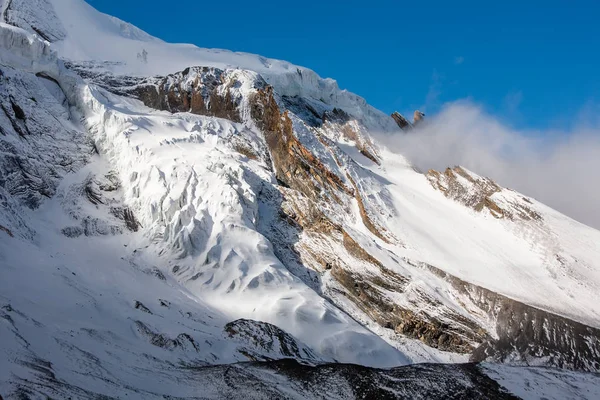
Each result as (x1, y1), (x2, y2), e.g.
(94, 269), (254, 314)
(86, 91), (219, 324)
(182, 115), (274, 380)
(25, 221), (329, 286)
(391, 111), (412, 131)
(413, 110), (425, 125)
(391, 110), (425, 131)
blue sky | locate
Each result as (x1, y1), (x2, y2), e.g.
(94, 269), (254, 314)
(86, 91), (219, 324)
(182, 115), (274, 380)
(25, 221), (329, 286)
(87, 0), (599, 130)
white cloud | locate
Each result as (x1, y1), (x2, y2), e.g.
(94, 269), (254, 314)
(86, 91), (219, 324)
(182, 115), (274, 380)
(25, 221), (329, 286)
(378, 101), (600, 229)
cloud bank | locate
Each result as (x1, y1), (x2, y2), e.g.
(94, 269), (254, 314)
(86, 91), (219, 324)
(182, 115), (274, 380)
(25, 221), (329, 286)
(380, 101), (600, 229)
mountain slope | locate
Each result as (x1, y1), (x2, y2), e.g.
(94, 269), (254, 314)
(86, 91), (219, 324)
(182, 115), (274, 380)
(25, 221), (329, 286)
(1, 0), (600, 398)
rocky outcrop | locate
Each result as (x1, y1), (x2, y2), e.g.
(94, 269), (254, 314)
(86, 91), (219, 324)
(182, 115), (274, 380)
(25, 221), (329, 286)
(250, 85), (353, 202)
(251, 360), (520, 400)
(413, 110), (425, 125)
(391, 111), (412, 130)
(134, 320), (199, 352)
(270, 188), (600, 371)
(344, 173), (392, 243)
(418, 262), (600, 372)
(391, 110), (424, 130)
(14, 355), (575, 399)
(327, 241), (600, 369)
(132, 67), (244, 122)
(331, 265), (487, 353)
(473, 303), (600, 371)
(427, 166), (541, 221)
(0, 223), (13, 237)
(68, 65), (248, 124)
(322, 107), (380, 164)
(225, 319), (319, 362)
(265, 192), (489, 354)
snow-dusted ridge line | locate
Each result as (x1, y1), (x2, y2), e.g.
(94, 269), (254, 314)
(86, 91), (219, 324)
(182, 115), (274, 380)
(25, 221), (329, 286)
(37, 0), (398, 134)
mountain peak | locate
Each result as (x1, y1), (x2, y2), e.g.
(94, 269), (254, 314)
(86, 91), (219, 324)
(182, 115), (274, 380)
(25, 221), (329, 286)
(413, 109), (425, 125)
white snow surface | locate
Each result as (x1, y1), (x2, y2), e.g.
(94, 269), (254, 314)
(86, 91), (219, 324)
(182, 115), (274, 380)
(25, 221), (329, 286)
(373, 151), (600, 327)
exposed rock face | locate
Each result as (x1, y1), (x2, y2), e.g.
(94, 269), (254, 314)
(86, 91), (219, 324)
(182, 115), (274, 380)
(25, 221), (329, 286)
(419, 262), (600, 372)
(391, 111), (412, 130)
(391, 110), (424, 130)
(413, 110), (425, 125)
(258, 189), (489, 354)
(267, 187), (600, 372)
(246, 360), (520, 400)
(322, 107), (380, 164)
(134, 320), (200, 352)
(0, 223), (13, 237)
(128, 66), (244, 122)
(474, 303), (600, 371)
(330, 264), (488, 353)
(250, 86), (353, 202)
(427, 166), (541, 221)
(225, 319), (320, 362)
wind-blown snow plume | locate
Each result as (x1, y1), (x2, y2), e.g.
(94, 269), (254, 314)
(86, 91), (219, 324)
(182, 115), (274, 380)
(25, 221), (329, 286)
(381, 101), (600, 229)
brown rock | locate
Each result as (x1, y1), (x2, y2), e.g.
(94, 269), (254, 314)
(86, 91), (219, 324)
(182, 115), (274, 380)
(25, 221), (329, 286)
(413, 110), (425, 125)
(427, 166), (542, 221)
(0, 224), (13, 237)
(391, 111), (412, 131)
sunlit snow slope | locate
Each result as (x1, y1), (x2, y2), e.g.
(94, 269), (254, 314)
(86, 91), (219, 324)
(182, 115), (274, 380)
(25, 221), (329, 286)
(27, 0), (600, 328)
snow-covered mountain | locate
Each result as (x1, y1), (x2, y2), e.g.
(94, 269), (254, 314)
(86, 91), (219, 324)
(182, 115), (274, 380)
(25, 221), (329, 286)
(1, 0), (600, 398)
